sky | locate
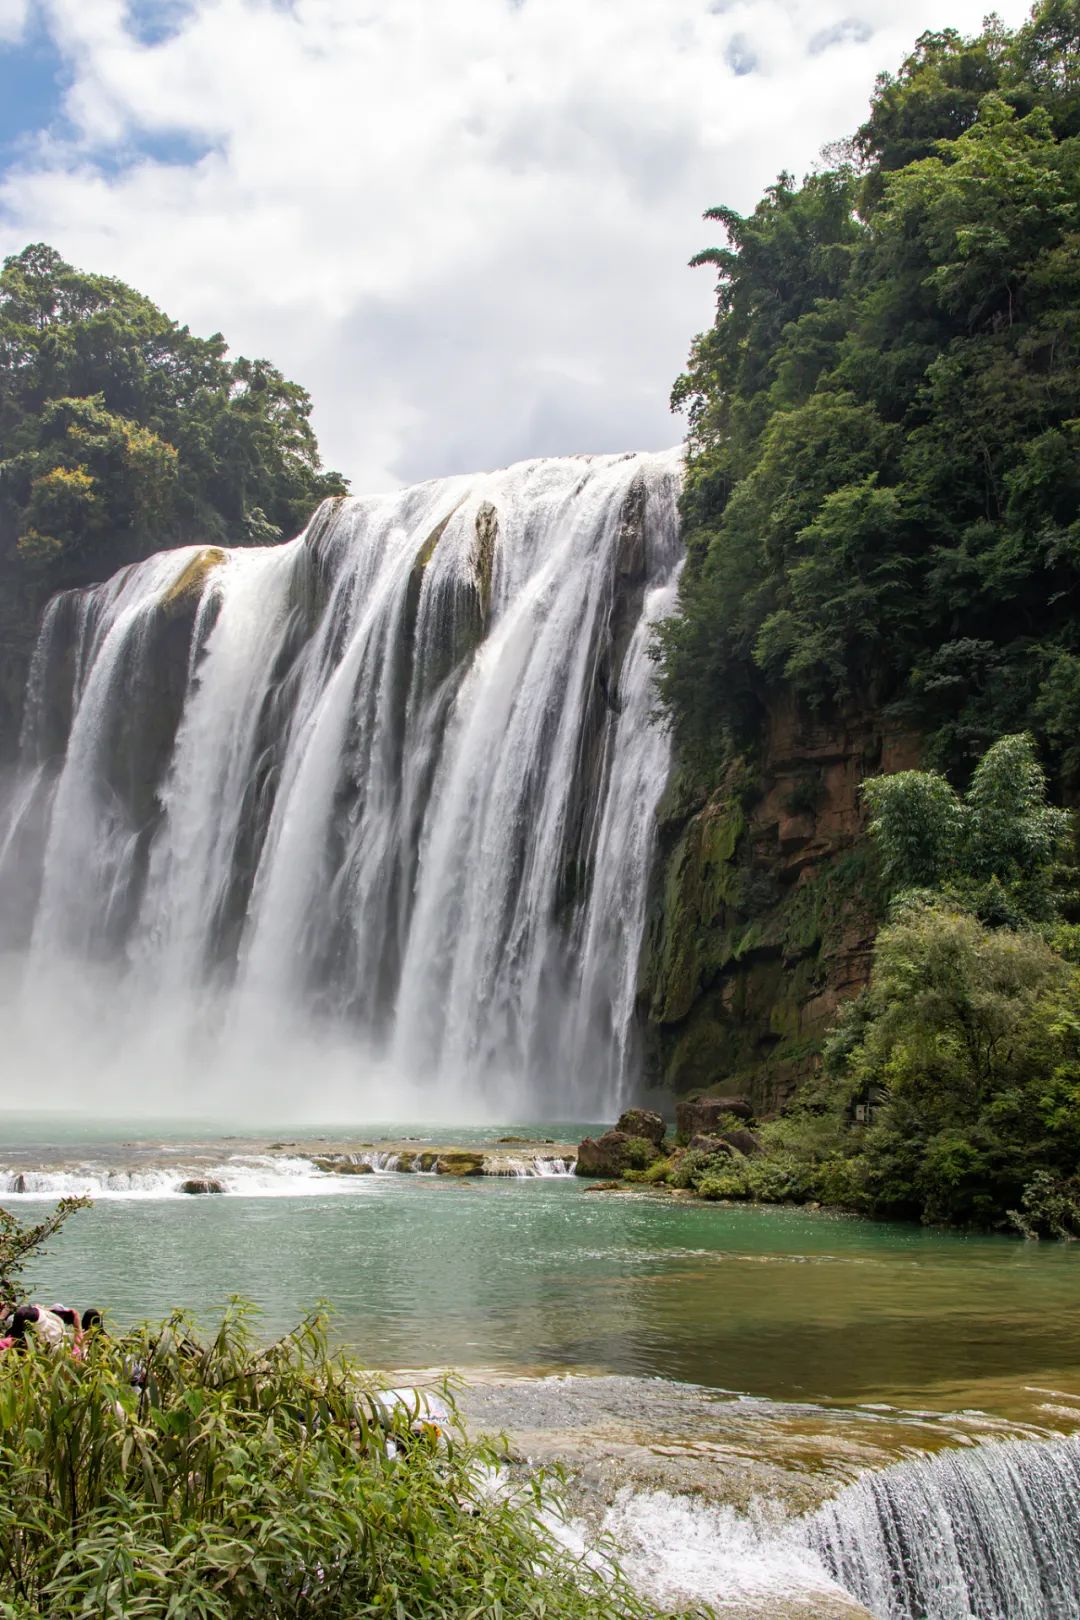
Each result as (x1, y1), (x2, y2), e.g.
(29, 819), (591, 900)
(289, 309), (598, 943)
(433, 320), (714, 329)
(0, 0), (1036, 492)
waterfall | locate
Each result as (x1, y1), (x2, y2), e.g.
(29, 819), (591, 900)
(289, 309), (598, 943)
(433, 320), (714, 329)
(808, 1432), (1080, 1619)
(0, 451), (682, 1118)
(592, 1433), (1080, 1618)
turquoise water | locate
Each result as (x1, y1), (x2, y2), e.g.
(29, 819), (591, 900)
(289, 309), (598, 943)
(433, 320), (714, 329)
(11, 1127), (1080, 1416)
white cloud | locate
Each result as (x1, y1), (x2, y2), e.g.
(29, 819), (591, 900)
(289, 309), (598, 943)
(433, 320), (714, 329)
(0, 0), (30, 43)
(0, 0), (1035, 490)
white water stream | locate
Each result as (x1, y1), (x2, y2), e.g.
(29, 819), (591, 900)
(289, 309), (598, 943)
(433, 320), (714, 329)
(0, 451), (681, 1118)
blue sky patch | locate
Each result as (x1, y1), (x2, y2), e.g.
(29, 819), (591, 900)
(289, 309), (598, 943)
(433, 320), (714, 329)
(0, 16), (66, 159)
(123, 1), (196, 48)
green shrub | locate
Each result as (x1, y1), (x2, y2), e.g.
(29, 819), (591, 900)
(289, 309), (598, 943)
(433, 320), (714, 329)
(0, 1305), (664, 1619)
(1009, 1170), (1080, 1239)
(0, 1196), (88, 1299)
(743, 1153), (813, 1204)
(696, 1168), (750, 1200)
(670, 1149), (718, 1190)
(622, 1136), (659, 1170)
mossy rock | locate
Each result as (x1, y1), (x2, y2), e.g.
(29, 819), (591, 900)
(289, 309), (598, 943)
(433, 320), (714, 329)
(615, 1108), (666, 1148)
(435, 1151), (485, 1177)
(160, 547), (227, 619)
(472, 502), (498, 618)
(312, 1158), (373, 1176)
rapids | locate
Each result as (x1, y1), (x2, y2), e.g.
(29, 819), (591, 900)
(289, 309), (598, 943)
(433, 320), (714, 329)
(0, 451), (681, 1118)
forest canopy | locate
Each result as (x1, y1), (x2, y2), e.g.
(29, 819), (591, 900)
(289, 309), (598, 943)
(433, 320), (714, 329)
(0, 243), (347, 590)
(660, 0), (1080, 790)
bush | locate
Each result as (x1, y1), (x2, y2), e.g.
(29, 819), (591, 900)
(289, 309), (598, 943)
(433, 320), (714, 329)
(1009, 1170), (1080, 1239)
(0, 1306), (662, 1619)
(696, 1168), (750, 1201)
(623, 1136), (660, 1171)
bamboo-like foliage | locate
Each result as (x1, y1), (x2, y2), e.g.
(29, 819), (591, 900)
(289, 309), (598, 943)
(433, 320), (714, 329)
(0, 1305), (674, 1619)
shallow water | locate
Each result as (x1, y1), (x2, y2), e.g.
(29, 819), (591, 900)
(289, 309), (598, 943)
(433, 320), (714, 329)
(9, 1118), (1080, 1420)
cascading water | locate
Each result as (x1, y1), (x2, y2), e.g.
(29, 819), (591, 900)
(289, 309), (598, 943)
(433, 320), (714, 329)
(589, 1432), (1080, 1618)
(808, 1432), (1080, 1620)
(0, 451), (682, 1118)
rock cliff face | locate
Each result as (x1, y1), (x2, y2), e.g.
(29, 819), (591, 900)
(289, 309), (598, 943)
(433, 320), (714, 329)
(639, 694), (920, 1113)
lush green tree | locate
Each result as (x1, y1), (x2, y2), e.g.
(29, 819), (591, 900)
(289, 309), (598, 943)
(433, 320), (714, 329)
(0, 244), (347, 585)
(823, 903), (1080, 1226)
(660, 1), (1080, 786)
(863, 733), (1071, 921)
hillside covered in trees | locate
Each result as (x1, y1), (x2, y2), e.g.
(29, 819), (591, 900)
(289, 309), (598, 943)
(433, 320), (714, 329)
(662, 0), (1080, 786)
(646, 0), (1080, 1230)
(0, 245), (346, 747)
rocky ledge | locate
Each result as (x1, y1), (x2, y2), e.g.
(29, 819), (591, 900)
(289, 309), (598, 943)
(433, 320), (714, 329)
(274, 1140), (578, 1179)
(575, 1099), (763, 1184)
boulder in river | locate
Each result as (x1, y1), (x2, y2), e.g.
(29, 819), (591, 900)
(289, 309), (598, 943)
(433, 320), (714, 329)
(615, 1108), (666, 1148)
(435, 1151), (485, 1177)
(179, 1177), (225, 1195)
(575, 1129), (659, 1177)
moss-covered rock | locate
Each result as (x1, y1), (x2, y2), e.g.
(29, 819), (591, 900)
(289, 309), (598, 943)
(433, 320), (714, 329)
(676, 1096), (754, 1140)
(575, 1131), (660, 1177)
(615, 1108), (666, 1147)
(435, 1151), (485, 1177)
(160, 547), (227, 619)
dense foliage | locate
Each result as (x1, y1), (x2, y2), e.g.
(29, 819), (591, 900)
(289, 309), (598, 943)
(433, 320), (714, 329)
(0, 1302), (667, 1620)
(650, 738), (1080, 1232)
(0, 244), (346, 591)
(660, 0), (1080, 786)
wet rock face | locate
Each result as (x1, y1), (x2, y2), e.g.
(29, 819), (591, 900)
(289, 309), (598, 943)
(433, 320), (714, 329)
(676, 1097), (754, 1141)
(641, 697), (922, 1113)
(615, 1108), (666, 1148)
(179, 1177), (225, 1195)
(575, 1129), (659, 1177)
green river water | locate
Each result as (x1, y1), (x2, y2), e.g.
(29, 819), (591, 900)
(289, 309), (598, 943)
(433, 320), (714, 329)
(7, 1117), (1080, 1423)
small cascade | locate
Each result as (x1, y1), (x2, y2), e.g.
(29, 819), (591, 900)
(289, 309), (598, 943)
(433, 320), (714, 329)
(808, 1432), (1080, 1619)
(0, 452), (682, 1117)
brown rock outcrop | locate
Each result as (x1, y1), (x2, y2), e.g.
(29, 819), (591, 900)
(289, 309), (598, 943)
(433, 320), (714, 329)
(575, 1130), (659, 1177)
(676, 1097), (754, 1140)
(641, 694), (921, 1114)
(615, 1108), (666, 1147)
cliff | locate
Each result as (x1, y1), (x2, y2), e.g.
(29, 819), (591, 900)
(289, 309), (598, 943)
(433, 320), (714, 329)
(639, 696), (920, 1113)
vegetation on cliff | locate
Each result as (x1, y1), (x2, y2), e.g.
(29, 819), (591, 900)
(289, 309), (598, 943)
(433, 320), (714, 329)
(661, 0), (1080, 786)
(0, 244), (347, 747)
(639, 738), (1080, 1233)
(649, 1), (1080, 1229)
(0, 243), (346, 581)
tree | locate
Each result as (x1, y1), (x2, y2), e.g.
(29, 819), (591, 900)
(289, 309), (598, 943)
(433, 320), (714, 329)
(0, 243), (347, 585)
(661, 3), (1080, 788)
(862, 733), (1070, 923)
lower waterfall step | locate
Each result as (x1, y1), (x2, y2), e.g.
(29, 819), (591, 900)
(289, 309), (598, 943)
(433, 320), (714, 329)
(285, 1141), (578, 1178)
